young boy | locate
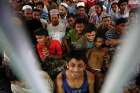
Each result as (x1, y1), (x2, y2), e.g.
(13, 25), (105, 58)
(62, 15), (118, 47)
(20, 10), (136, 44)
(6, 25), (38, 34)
(86, 37), (109, 93)
(87, 36), (109, 72)
(34, 28), (50, 61)
(55, 50), (95, 93)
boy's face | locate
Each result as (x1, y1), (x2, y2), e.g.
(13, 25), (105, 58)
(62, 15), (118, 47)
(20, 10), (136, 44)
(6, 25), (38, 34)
(67, 58), (86, 79)
(50, 15), (59, 26)
(95, 37), (103, 48)
(36, 5), (43, 11)
(105, 39), (110, 46)
(86, 31), (96, 42)
(75, 23), (85, 34)
(35, 35), (48, 44)
(33, 11), (40, 19)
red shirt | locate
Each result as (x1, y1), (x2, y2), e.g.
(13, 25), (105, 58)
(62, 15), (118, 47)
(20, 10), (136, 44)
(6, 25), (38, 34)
(36, 43), (48, 61)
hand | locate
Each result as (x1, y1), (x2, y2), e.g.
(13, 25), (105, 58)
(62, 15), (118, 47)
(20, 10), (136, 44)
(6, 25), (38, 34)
(42, 48), (49, 57)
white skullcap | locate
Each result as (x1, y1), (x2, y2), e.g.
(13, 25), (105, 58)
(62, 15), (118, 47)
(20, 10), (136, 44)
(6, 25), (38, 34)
(60, 3), (69, 9)
(22, 5), (32, 11)
(76, 2), (85, 7)
(49, 9), (59, 16)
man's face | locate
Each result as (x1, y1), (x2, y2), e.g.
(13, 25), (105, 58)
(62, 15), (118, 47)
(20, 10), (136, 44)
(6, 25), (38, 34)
(59, 5), (67, 17)
(119, 2), (128, 11)
(24, 9), (33, 20)
(111, 4), (118, 12)
(116, 23), (127, 35)
(67, 58), (86, 79)
(75, 23), (85, 34)
(50, 15), (59, 26)
(86, 31), (96, 42)
(102, 17), (112, 27)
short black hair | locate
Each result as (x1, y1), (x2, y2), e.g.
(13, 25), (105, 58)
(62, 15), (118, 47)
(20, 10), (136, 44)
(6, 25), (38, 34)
(118, 0), (128, 6)
(102, 15), (111, 20)
(35, 1), (44, 7)
(34, 28), (48, 36)
(115, 18), (128, 25)
(86, 23), (97, 33)
(111, 2), (118, 8)
(75, 17), (86, 25)
(95, 3), (104, 11)
(66, 50), (87, 64)
(67, 13), (76, 19)
(95, 36), (104, 41)
(33, 8), (41, 12)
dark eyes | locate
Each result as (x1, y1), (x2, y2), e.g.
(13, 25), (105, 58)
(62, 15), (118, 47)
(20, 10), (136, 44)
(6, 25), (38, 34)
(70, 63), (75, 67)
(70, 63), (83, 68)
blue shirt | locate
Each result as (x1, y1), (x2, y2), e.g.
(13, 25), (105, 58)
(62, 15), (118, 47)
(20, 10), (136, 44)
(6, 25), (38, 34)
(62, 71), (89, 93)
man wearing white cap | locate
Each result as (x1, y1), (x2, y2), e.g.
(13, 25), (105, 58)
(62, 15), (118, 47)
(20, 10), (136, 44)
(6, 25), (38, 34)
(47, 9), (66, 58)
(76, 2), (88, 23)
(59, 3), (69, 25)
(22, 5), (33, 20)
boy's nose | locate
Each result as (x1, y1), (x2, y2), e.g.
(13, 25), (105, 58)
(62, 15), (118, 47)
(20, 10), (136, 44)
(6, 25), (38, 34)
(73, 67), (79, 71)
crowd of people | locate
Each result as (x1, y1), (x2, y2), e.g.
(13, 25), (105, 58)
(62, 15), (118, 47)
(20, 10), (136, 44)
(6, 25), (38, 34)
(0, 0), (140, 93)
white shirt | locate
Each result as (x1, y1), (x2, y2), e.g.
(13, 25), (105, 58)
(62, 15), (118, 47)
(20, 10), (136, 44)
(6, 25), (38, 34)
(47, 22), (66, 43)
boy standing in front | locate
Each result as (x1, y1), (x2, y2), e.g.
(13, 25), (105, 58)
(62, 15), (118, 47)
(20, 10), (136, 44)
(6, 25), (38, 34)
(55, 50), (95, 93)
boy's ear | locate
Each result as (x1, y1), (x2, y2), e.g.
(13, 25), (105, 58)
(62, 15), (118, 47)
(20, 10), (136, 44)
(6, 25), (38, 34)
(66, 62), (69, 69)
(66, 65), (68, 69)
